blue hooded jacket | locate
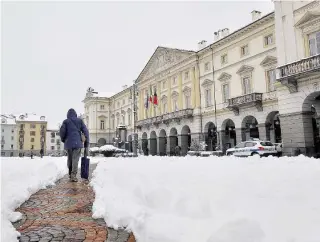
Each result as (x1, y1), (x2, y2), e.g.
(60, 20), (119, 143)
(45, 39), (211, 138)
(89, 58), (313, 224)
(59, 109), (89, 149)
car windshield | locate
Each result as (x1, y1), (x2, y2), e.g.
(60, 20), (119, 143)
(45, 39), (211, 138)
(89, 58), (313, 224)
(260, 141), (273, 146)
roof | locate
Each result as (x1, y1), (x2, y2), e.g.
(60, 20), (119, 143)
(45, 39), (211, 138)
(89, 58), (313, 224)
(15, 113), (47, 122)
(198, 11), (275, 53)
(1, 115), (16, 125)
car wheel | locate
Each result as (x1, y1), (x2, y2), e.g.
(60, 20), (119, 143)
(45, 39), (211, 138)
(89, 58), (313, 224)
(251, 152), (260, 157)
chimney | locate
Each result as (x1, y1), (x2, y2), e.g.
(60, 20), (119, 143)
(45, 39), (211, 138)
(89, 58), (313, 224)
(214, 32), (219, 41)
(251, 10), (261, 22)
(122, 85), (128, 90)
(198, 40), (207, 50)
(221, 28), (230, 38)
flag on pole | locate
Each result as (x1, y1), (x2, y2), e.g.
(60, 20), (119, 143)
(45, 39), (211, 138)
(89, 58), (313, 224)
(149, 86), (153, 102)
(145, 92), (149, 109)
(153, 88), (158, 105)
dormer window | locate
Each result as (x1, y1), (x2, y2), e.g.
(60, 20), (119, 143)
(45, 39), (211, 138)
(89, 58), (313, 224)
(19, 115), (25, 120)
(40, 116), (45, 121)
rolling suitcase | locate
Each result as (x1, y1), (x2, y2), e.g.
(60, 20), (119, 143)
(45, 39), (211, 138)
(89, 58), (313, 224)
(81, 148), (90, 180)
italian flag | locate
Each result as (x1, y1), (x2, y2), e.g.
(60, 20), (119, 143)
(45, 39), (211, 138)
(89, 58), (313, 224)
(149, 86), (153, 102)
(153, 89), (158, 105)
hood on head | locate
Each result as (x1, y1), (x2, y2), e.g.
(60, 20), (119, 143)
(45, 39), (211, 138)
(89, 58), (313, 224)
(67, 108), (77, 119)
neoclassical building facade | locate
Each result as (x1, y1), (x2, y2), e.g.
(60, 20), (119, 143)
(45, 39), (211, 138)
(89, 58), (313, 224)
(274, 0), (320, 156)
(83, 5), (320, 157)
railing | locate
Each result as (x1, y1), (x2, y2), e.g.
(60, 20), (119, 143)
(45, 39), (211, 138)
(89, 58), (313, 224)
(136, 108), (193, 127)
(227, 93), (262, 107)
(277, 54), (320, 80)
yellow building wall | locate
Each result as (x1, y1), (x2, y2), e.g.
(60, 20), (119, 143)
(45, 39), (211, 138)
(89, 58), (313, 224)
(16, 122), (47, 152)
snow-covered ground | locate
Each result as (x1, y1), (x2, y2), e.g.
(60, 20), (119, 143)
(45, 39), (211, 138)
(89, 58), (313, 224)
(91, 155), (320, 242)
(1, 156), (101, 242)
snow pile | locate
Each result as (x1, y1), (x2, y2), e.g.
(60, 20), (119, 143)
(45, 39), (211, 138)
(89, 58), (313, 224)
(1, 157), (68, 241)
(99, 145), (125, 152)
(91, 155), (320, 242)
(89, 147), (100, 152)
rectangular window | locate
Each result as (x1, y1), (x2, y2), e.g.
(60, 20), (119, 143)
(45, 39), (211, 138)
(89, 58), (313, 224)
(12, 129), (14, 133)
(51, 132), (55, 138)
(10, 152), (13, 157)
(241, 45), (249, 56)
(1, 129), (4, 133)
(30, 124), (36, 129)
(128, 113), (131, 125)
(185, 95), (191, 109)
(51, 146), (55, 151)
(100, 105), (105, 110)
(163, 81), (167, 89)
(221, 54), (228, 64)
(30, 131), (36, 136)
(11, 136), (14, 140)
(11, 144), (13, 149)
(173, 99), (178, 111)
(184, 71), (189, 80)
(205, 62), (210, 71)
(242, 77), (251, 94)
(31, 145), (34, 150)
(222, 84), (229, 103)
(51, 138), (54, 143)
(173, 77), (177, 85)
(264, 34), (274, 46)
(266, 69), (276, 92)
(1, 145), (4, 149)
(163, 103), (167, 113)
(100, 120), (105, 130)
(205, 89), (212, 107)
(308, 31), (320, 56)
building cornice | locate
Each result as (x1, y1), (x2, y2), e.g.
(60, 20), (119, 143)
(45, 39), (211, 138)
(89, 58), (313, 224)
(198, 12), (274, 56)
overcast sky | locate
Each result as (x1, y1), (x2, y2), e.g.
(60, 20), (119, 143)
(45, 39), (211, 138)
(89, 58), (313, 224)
(2, 1), (274, 128)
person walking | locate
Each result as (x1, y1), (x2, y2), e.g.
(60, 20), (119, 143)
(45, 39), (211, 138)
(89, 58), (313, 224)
(40, 148), (44, 158)
(60, 108), (89, 182)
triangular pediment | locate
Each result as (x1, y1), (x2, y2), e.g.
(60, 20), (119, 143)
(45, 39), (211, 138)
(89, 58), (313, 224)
(260, 56), (277, 66)
(236, 65), (254, 74)
(201, 79), (214, 87)
(183, 86), (191, 93)
(295, 11), (320, 27)
(137, 47), (195, 82)
(217, 72), (232, 81)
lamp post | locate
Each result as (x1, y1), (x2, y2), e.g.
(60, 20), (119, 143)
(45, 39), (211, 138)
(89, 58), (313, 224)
(133, 82), (138, 157)
(91, 90), (98, 146)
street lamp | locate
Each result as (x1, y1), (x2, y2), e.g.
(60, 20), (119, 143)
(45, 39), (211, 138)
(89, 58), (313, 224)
(90, 89), (98, 146)
(132, 82), (138, 157)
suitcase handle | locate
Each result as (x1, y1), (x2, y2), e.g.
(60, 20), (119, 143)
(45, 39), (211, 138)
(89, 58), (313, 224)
(84, 147), (88, 158)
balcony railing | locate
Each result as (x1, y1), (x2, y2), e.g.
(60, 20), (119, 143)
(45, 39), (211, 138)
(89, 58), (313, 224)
(136, 108), (193, 127)
(277, 54), (320, 80)
(227, 93), (263, 115)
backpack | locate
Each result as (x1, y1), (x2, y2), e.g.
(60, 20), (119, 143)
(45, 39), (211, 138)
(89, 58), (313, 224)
(70, 119), (86, 143)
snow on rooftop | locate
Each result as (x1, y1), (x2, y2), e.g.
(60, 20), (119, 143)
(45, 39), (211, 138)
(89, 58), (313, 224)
(15, 113), (47, 122)
(92, 92), (115, 98)
(1, 115), (16, 125)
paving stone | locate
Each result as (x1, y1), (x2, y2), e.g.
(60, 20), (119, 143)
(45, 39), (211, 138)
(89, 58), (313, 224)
(13, 164), (135, 242)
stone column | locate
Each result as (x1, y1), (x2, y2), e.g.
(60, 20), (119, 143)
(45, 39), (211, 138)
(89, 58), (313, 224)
(219, 130), (226, 153)
(235, 128), (244, 144)
(258, 124), (267, 141)
(280, 112), (315, 156)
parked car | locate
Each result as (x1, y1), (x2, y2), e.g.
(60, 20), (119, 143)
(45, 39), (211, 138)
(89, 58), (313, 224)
(274, 143), (283, 157)
(226, 139), (277, 157)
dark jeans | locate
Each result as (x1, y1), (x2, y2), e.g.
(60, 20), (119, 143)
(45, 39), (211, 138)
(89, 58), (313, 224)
(67, 148), (81, 178)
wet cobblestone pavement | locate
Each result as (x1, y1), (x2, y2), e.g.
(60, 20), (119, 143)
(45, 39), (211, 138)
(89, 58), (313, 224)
(13, 164), (136, 242)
